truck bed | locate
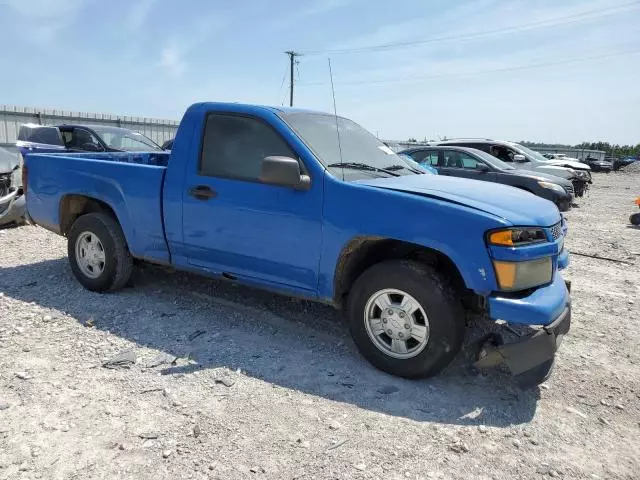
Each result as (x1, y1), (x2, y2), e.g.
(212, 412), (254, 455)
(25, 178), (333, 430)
(25, 152), (171, 263)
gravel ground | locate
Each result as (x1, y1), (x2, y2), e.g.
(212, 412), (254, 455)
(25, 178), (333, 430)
(1, 173), (639, 480)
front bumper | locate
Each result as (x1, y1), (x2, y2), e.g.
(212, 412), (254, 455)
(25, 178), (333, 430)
(488, 271), (570, 326)
(0, 190), (26, 227)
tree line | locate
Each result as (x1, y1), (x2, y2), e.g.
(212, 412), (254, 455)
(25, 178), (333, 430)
(520, 141), (639, 158)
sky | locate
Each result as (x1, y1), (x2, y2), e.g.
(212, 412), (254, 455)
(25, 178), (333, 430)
(1, 0), (639, 145)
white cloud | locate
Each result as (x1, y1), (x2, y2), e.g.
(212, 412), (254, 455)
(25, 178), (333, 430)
(158, 45), (186, 77)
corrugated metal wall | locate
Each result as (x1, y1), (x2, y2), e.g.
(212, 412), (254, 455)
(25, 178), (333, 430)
(0, 105), (179, 147)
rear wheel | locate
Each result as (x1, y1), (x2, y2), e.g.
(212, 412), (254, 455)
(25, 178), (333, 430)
(347, 260), (465, 378)
(67, 212), (133, 292)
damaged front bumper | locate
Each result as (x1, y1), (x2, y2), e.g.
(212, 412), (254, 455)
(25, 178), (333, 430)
(477, 273), (572, 388)
(0, 189), (26, 227)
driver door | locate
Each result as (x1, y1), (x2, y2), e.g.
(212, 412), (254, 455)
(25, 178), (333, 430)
(180, 112), (323, 293)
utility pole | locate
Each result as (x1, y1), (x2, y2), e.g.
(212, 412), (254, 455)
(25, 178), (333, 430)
(285, 51), (300, 107)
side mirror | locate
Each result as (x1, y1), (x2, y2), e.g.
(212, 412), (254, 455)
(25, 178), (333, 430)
(513, 154), (526, 162)
(260, 156), (310, 190)
(476, 163), (490, 172)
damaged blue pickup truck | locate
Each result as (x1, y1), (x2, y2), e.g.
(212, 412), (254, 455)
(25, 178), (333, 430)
(22, 102), (571, 386)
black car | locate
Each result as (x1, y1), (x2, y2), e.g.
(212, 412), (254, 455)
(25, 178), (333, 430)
(433, 139), (590, 197)
(582, 156), (612, 173)
(400, 146), (574, 211)
(17, 124), (162, 154)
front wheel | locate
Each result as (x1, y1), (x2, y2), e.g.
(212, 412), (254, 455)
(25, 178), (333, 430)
(67, 212), (133, 292)
(631, 212), (640, 226)
(347, 260), (465, 379)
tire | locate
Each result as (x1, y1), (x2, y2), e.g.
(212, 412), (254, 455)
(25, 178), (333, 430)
(347, 260), (465, 379)
(67, 212), (133, 292)
(630, 212), (640, 226)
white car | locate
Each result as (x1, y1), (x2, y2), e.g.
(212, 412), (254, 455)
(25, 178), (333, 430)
(541, 153), (591, 175)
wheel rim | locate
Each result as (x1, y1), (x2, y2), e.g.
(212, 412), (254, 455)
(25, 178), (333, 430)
(364, 288), (430, 359)
(75, 231), (106, 279)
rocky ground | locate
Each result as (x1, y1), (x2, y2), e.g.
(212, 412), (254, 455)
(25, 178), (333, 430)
(0, 172), (639, 480)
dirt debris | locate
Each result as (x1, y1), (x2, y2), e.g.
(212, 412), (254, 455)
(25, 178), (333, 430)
(0, 172), (639, 479)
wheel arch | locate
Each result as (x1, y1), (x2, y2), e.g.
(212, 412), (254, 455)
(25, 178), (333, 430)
(333, 236), (470, 308)
(59, 195), (120, 236)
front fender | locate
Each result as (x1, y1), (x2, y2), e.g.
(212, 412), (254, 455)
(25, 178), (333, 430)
(318, 176), (508, 300)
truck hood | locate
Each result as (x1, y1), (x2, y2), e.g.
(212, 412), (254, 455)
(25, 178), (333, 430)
(356, 174), (561, 226)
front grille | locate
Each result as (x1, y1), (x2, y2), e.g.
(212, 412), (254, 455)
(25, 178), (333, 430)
(550, 222), (562, 240)
(0, 173), (11, 197)
(564, 184), (574, 195)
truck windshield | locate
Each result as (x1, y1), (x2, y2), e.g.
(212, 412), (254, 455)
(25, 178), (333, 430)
(91, 126), (162, 152)
(280, 112), (416, 179)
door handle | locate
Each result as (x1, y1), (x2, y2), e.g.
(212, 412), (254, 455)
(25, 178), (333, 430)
(188, 185), (217, 200)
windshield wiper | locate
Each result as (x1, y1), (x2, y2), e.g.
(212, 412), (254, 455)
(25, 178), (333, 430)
(384, 164), (424, 174)
(327, 162), (401, 177)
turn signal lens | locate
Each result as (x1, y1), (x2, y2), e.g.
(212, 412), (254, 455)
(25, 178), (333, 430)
(489, 230), (514, 246)
(493, 261), (516, 289)
(493, 258), (553, 291)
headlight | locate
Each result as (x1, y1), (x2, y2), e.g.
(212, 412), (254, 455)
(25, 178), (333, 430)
(537, 181), (566, 193)
(493, 257), (553, 291)
(488, 227), (547, 246)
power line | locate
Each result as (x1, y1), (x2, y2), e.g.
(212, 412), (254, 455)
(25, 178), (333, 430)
(302, 1), (640, 56)
(297, 47), (640, 87)
(276, 64), (288, 105)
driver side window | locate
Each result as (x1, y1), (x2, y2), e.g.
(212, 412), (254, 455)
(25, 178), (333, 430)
(62, 128), (102, 151)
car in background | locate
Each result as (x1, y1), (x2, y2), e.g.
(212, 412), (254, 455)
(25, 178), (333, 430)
(401, 146), (573, 211)
(610, 156), (638, 171)
(0, 146), (26, 228)
(398, 153), (438, 174)
(582, 156), (612, 173)
(434, 139), (590, 197)
(161, 138), (174, 151)
(16, 124), (162, 156)
(542, 153), (580, 162)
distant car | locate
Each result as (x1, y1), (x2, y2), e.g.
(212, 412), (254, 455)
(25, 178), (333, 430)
(582, 157), (612, 173)
(16, 124), (162, 156)
(0, 147), (26, 228)
(542, 153), (580, 162)
(398, 154), (437, 174)
(434, 139), (590, 197)
(401, 146), (574, 211)
(610, 156), (637, 171)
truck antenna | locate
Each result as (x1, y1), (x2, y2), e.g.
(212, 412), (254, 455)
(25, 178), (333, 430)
(328, 58), (344, 181)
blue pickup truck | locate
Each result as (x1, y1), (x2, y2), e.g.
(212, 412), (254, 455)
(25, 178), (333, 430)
(23, 102), (571, 386)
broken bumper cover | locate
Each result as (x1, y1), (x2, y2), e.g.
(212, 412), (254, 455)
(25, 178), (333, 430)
(480, 273), (571, 387)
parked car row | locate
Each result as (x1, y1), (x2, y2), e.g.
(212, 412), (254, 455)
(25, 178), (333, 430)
(21, 102), (572, 387)
(397, 138), (598, 211)
(0, 124), (165, 228)
(401, 146), (575, 211)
